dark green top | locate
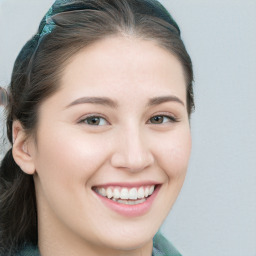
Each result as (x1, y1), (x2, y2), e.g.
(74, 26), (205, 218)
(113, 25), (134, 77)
(16, 232), (181, 256)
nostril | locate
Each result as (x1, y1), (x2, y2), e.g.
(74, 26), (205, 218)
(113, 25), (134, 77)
(110, 151), (154, 172)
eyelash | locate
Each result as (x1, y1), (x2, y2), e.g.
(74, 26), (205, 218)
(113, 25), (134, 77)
(78, 114), (109, 126)
(78, 113), (179, 126)
(147, 114), (179, 125)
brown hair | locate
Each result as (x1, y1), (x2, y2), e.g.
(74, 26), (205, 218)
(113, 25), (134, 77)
(0, 0), (194, 254)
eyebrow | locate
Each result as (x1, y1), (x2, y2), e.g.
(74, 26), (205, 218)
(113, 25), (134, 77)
(65, 95), (184, 109)
(66, 97), (118, 109)
(147, 95), (184, 107)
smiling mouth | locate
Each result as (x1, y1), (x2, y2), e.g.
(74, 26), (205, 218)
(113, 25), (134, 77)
(92, 185), (156, 205)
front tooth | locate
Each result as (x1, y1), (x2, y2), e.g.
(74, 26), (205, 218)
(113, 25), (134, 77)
(113, 188), (120, 199)
(137, 187), (145, 199)
(120, 188), (129, 199)
(106, 187), (113, 198)
(149, 185), (155, 195)
(129, 188), (138, 200)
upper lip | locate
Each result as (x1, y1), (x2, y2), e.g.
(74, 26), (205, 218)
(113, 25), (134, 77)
(92, 181), (161, 188)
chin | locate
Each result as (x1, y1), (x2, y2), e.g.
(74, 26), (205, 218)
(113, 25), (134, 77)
(101, 233), (154, 252)
(94, 221), (158, 251)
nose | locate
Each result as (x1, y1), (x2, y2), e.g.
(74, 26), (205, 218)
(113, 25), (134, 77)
(110, 127), (154, 172)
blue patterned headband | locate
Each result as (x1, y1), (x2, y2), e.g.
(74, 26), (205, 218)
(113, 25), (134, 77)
(37, 0), (94, 39)
(39, 7), (55, 38)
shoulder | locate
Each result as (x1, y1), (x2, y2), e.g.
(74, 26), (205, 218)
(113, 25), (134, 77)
(14, 244), (40, 256)
(153, 232), (182, 256)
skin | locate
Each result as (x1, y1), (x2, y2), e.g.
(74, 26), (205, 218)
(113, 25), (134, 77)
(13, 36), (191, 256)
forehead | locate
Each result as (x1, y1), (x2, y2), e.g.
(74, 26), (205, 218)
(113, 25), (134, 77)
(59, 36), (186, 103)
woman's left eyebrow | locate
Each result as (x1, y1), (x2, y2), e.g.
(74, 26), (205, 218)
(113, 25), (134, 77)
(147, 95), (185, 107)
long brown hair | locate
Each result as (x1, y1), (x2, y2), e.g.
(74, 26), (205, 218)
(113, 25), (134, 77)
(0, 0), (194, 254)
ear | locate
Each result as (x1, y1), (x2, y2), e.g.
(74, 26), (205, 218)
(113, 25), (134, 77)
(12, 120), (36, 175)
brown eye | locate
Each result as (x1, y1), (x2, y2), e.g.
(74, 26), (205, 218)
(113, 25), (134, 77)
(80, 116), (108, 126)
(149, 115), (177, 124)
(150, 116), (164, 124)
(86, 117), (101, 125)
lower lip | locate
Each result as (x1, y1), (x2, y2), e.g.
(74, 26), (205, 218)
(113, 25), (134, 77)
(93, 185), (161, 217)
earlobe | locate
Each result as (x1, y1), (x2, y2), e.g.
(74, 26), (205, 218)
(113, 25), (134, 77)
(12, 120), (36, 175)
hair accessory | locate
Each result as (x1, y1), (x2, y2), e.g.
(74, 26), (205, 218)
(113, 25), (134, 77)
(37, 0), (82, 39)
(0, 87), (9, 107)
(38, 7), (56, 38)
(37, 0), (84, 39)
(39, 19), (55, 39)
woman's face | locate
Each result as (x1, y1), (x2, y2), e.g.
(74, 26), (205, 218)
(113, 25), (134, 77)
(30, 36), (191, 255)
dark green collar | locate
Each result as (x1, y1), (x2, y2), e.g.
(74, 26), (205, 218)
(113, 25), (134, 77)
(153, 232), (182, 256)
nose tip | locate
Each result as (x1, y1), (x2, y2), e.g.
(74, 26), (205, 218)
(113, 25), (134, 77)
(110, 134), (154, 172)
(111, 151), (154, 172)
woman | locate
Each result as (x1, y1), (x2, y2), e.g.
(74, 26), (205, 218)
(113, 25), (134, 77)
(0, 0), (194, 255)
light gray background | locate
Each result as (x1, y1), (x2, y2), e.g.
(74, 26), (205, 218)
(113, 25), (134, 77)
(0, 0), (255, 255)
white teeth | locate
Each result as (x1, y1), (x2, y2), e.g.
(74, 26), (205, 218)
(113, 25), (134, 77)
(137, 187), (145, 199)
(129, 188), (138, 200)
(106, 187), (113, 199)
(120, 188), (129, 199)
(99, 188), (106, 197)
(95, 185), (156, 201)
(149, 185), (154, 195)
(113, 198), (146, 205)
(113, 188), (120, 199)
(145, 187), (149, 197)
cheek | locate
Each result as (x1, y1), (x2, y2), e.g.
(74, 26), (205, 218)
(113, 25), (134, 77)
(33, 126), (110, 225)
(34, 126), (109, 191)
(153, 127), (191, 179)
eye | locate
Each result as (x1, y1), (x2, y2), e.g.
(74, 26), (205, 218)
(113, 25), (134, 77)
(148, 115), (178, 124)
(79, 115), (109, 126)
